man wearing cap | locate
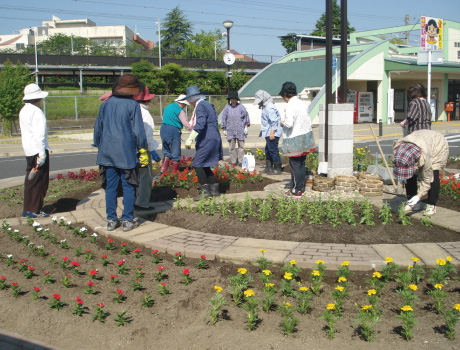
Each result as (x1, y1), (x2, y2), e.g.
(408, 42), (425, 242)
(94, 74), (148, 231)
(279, 82), (315, 198)
(19, 83), (50, 218)
(183, 85), (223, 200)
(159, 95), (192, 176)
(221, 91), (250, 167)
(392, 129), (449, 215)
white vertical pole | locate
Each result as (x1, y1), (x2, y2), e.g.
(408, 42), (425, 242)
(34, 29), (39, 85)
(79, 69), (83, 94)
(157, 20), (162, 68)
(71, 33), (74, 55)
(75, 96), (78, 120)
(427, 49), (432, 108)
(335, 66), (338, 104)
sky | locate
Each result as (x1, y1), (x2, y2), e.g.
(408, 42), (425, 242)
(0, 0), (459, 61)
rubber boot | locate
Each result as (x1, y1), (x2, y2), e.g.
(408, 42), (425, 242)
(171, 161), (180, 173)
(262, 159), (273, 173)
(193, 185), (212, 201)
(209, 183), (220, 197)
(268, 161), (282, 175)
(160, 157), (170, 173)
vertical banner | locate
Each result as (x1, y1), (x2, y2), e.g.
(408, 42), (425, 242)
(421, 16), (443, 50)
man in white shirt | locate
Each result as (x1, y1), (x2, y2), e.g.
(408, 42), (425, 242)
(19, 83), (50, 218)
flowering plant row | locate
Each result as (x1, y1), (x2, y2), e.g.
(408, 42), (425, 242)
(440, 173), (460, 200)
(56, 169), (100, 181)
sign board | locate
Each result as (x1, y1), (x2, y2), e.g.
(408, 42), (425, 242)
(421, 16), (443, 50)
(417, 49), (444, 65)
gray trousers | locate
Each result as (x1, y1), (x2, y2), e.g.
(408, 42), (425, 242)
(228, 139), (245, 164)
(135, 153), (153, 207)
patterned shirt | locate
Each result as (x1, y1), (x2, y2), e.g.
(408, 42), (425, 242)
(406, 98), (431, 134)
(221, 103), (250, 141)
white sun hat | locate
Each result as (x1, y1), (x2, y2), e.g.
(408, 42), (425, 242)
(23, 83), (49, 101)
(174, 94), (189, 105)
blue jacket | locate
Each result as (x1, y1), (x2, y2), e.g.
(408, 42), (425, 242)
(260, 102), (282, 138)
(93, 96), (148, 169)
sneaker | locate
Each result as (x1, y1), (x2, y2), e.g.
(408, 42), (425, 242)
(35, 211), (50, 218)
(107, 219), (119, 231)
(423, 205), (436, 216)
(134, 204), (155, 211)
(291, 191), (305, 199)
(122, 220), (139, 232)
(22, 211), (49, 218)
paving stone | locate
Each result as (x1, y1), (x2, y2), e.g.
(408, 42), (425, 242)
(140, 241), (168, 253)
(71, 209), (102, 224)
(405, 243), (458, 267)
(231, 237), (299, 251)
(371, 244), (416, 266)
(124, 227), (184, 244)
(217, 245), (290, 266)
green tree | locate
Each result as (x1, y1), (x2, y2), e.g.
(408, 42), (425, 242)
(0, 60), (33, 134)
(161, 6), (193, 57)
(280, 33), (298, 54)
(230, 68), (251, 91)
(37, 33), (91, 55)
(180, 30), (225, 60)
(310, 0), (355, 37)
(131, 59), (165, 93)
(158, 63), (186, 95)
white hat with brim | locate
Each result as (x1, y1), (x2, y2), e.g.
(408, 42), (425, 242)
(174, 94), (189, 105)
(23, 83), (48, 101)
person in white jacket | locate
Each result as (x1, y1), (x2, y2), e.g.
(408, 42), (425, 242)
(19, 83), (50, 217)
(133, 86), (160, 210)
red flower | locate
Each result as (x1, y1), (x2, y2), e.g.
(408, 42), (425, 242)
(34, 287), (40, 292)
(0, 276), (5, 281)
(108, 238), (113, 243)
(152, 249), (158, 254)
(87, 280), (95, 286)
(102, 254), (107, 259)
(116, 289), (123, 295)
(65, 275), (70, 278)
(134, 248), (141, 253)
(192, 176), (198, 183)
(62, 257), (69, 262)
(97, 303), (104, 308)
(158, 266), (165, 271)
(137, 266), (142, 269)
(51, 254), (55, 257)
(28, 266), (34, 271)
(201, 255), (207, 260)
(11, 282), (18, 286)
(161, 283), (166, 286)
(122, 243), (127, 246)
(43, 271), (49, 275)
(76, 297), (84, 305)
(175, 252), (181, 256)
(117, 260), (124, 266)
(89, 270), (97, 276)
(110, 275), (116, 279)
(52, 294), (60, 300)
(183, 268), (190, 275)
(70, 261), (80, 267)
(18, 259), (26, 264)
(86, 250), (92, 253)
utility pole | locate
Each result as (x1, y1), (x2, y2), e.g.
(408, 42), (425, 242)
(157, 19), (162, 68)
(405, 14), (410, 45)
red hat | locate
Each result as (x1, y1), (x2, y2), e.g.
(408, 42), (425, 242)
(133, 86), (155, 101)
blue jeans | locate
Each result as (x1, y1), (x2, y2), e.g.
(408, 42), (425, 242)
(160, 124), (182, 161)
(105, 166), (135, 222)
(265, 136), (281, 162)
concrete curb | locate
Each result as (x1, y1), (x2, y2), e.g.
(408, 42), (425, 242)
(0, 328), (63, 350)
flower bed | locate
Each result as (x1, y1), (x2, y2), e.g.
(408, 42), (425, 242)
(0, 220), (459, 349)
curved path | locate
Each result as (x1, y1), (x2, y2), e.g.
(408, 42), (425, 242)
(6, 163), (459, 271)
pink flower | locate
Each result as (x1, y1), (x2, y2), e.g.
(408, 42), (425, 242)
(62, 257), (69, 262)
(86, 250), (92, 253)
(18, 259), (26, 264)
(70, 261), (80, 267)
(116, 289), (123, 295)
(152, 249), (158, 254)
(11, 282), (18, 286)
(183, 268), (190, 275)
(0, 276), (6, 281)
(137, 266), (142, 269)
(52, 294), (60, 300)
(161, 283), (166, 286)
(76, 297), (83, 305)
(33, 287), (40, 292)
(175, 252), (181, 256)
(102, 254), (107, 259)
(51, 254), (55, 257)
(43, 271), (49, 275)
(89, 270), (97, 276)
(87, 280), (95, 286)
(117, 260), (124, 266)
(108, 238), (113, 243)
(158, 266), (165, 271)
(97, 303), (104, 307)
(134, 248), (141, 253)
(110, 274), (116, 279)
(28, 266), (34, 271)
(201, 255), (207, 260)
(65, 275), (70, 278)
(122, 243), (127, 246)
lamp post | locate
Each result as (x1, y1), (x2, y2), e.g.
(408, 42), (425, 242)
(222, 20), (233, 94)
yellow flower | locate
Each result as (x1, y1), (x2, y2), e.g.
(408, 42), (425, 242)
(289, 260), (296, 265)
(367, 289), (377, 295)
(385, 257), (393, 263)
(315, 260), (324, 265)
(361, 305), (372, 311)
(411, 257), (420, 262)
(372, 272), (382, 278)
(446, 256), (452, 262)
(284, 302), (292, 307)
(244, 289), (255, 298)
(453, 304), (460, 311)
(284, 272), (293, 280)
(338, 276), (347, 283)
(326, 303), (336, 310)
(259, 249), (266, 253)
(265, 283), (274, 288)
(434, 284), (443, 290)
(436, 259), (446, 266)
(214, 286), (223, 293)
(341, 261), (349, 266)
(237, 267), (247, 275)
(401, 305), (413, 312)
(409, 284), (418, 291)
(335, 286), (345, 292)
(408, 265), (413, 269)
(299, 286), (309, 292)
(312, 270), (320, 277)
(262, 269), (271, 276)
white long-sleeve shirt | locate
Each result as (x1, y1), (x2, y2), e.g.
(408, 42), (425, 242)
(282, 96), (312, 139)
(19, 103), (50, 156)
(140, 104), (160, 152)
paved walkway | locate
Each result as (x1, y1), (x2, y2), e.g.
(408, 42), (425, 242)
(11, 162), (460, 271)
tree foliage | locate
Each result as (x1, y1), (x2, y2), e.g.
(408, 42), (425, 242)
(161, 6), (193, 57)
(180, 30), (225, 60)
(280, 33), (298, 54)
(0, 60), (33, 133)
(310, 0), (355, 37)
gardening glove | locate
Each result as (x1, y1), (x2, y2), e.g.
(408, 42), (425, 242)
(138, 148), (149, 167)
(185, 130), (199, 149)
(223, 130), (227, 136)
(36, 153), (46, 168)
(407, 195), (420, 207)
(244, 127), (248, 135)
(150, 150), (161, 162)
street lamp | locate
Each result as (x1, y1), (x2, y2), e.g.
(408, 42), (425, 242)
(222, 20), (234, 94)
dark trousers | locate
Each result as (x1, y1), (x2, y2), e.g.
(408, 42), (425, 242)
(24, 151), (50, 213)
(405, 170), (440, 205)
(289, 155), (306, 193)
(194, 167), (216, 185)
(105, 167), (135, 221)
(265, 136), (281, 163)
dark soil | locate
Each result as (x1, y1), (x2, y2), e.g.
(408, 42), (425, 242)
(1, 222), (460, 350)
